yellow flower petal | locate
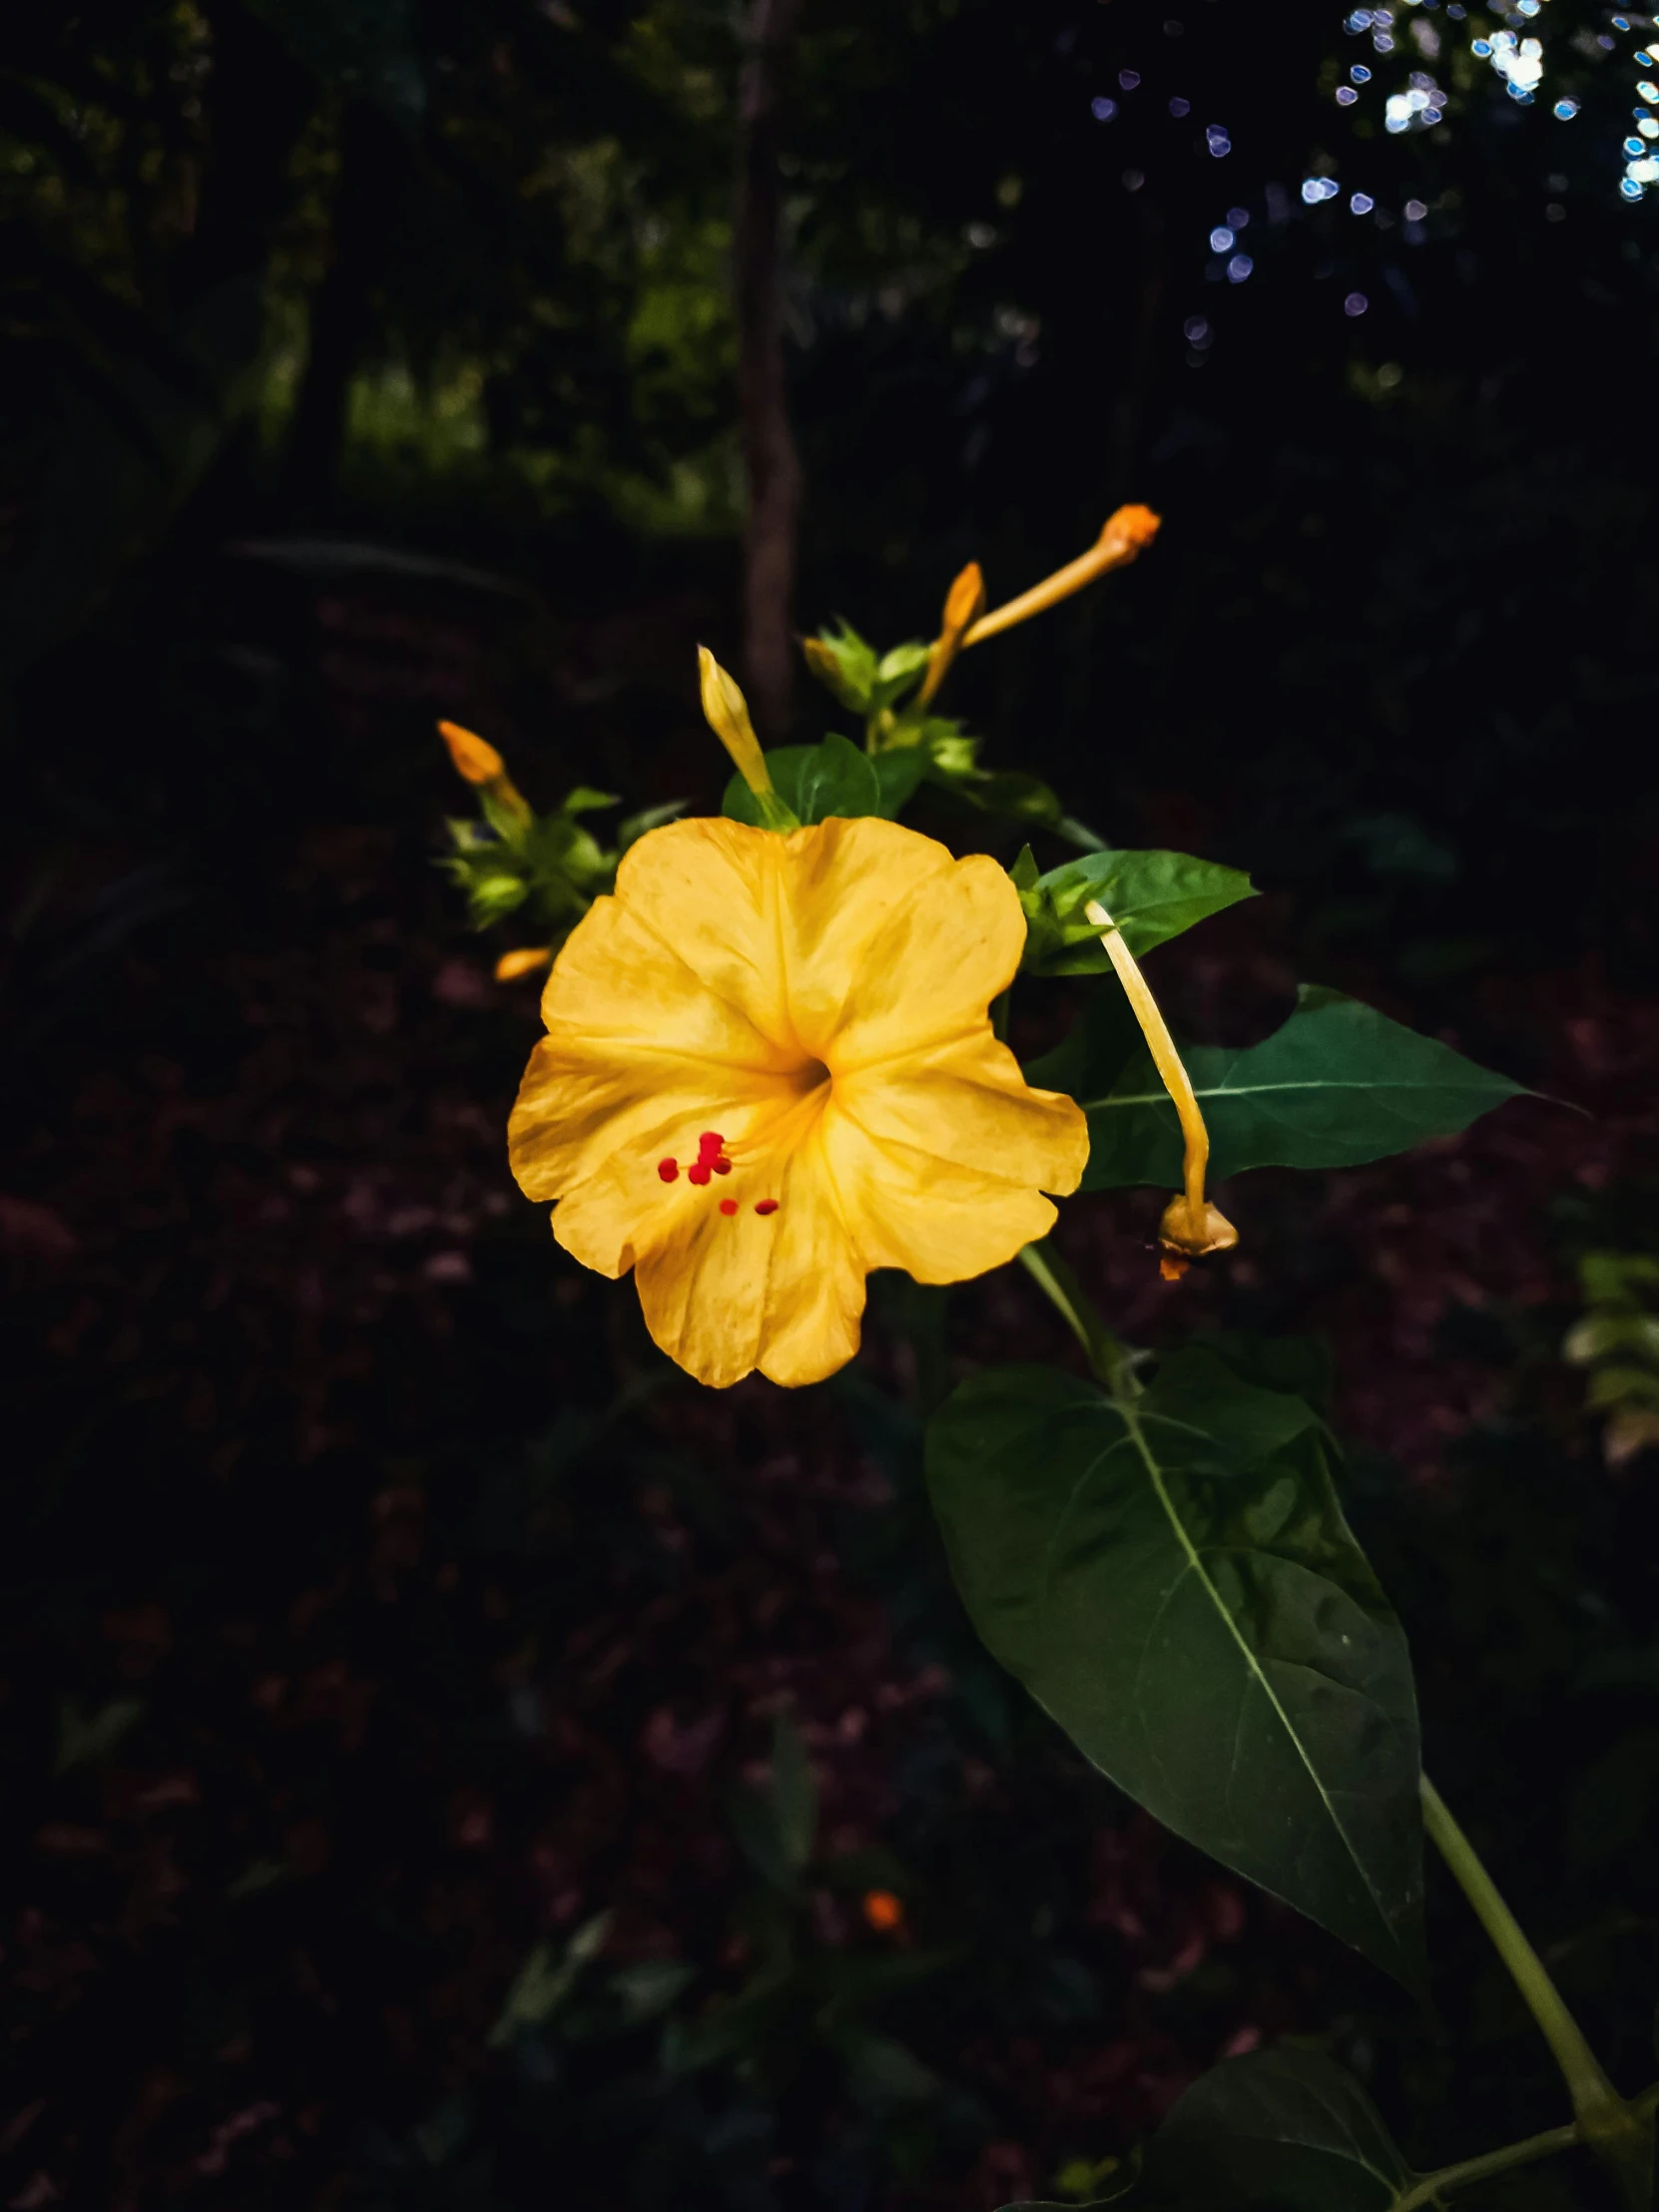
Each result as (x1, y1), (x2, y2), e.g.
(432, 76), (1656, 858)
(507, 813), (1087, 1389)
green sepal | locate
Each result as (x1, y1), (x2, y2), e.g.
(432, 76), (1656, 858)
(925, 1354), (1425, 1986)
(1009, 843), (1041, 892)
(802, 621), (881, 714)
(440, 787), (622, 933)
(616, 799), (689, 849)
(1018, 848), (1257, 974)
(1029, 983), (1527, 1192)
(723, 734), (880, 827)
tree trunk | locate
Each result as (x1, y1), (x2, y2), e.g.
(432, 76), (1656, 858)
(734, 0), (804, 738)
(284, 102), (401, 523)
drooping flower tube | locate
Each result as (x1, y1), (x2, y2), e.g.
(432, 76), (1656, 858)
(507, 814), (1088, 1387)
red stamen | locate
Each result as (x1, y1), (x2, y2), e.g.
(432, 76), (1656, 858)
(754, 1199), (779, 1216)
(719, 1198), (738, 1216)
(698, 1130), (725, 1156)
(687, 1162), (712, 1186)
(657, 1158), (679, 1183)
(712, 1157), (732, 1175)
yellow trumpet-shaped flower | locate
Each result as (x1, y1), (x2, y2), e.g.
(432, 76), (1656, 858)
(508, 815), (1088, 1388)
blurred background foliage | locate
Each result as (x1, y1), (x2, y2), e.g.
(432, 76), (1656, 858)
(3, 0), (1659, 2205)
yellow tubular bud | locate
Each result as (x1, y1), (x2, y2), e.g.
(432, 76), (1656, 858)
(917, 560), (987, 708)
(438, 719), (506, 786)
(697, 648), (797, 830)
(962, 503), (1162, 650)
(1082, 897), (1238, 1275)
(495, 947), (554, 982)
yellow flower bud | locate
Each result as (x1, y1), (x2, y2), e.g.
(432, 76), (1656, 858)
(495, 947), (554, 982)
(697, 648), (797, 830)
(438, 720), (506, 786)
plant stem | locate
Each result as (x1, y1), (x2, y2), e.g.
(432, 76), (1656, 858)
(1017, 1242), (1136, 1398)
(1390, 2121), (1581, 2212)
(1421, 1775), (1653, 2208)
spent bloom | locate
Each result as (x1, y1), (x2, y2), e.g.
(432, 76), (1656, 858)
(508, 813), (1086, 1387)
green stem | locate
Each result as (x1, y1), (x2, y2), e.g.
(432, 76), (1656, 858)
(1017, 1241), (1136, 1398)
(1390, 2121), (1581, 2212)
(1421, 1776), (1652, 2208)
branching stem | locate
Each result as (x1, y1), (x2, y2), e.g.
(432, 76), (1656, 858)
(1421, 1776), (1653, 2208)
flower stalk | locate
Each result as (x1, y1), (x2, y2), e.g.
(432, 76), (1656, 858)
(1083, 898), (1237, 1277)
(958, 504), (1161, 653)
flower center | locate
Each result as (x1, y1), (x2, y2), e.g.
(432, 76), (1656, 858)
(652, 1060), (830, 1220)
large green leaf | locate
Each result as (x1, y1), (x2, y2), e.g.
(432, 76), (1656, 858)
(1019, 849), (1257, 974)
(925, 1353), (1424, 1985)
(1028, 984), (1526, 1192)
(1002, 2046), (1413, 2212)
(724, 734), (880, 827)
(1147, 2046), (1413, 2210)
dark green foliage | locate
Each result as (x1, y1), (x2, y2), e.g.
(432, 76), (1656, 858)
(1029, 986), (1527, 1194)
(1017, 850), (1258, 973)
(925, 1353), (1424, 1987)
(722, 734), (881, 826)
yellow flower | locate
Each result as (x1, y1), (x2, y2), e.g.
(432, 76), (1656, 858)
(508, 814), (1088, 1388)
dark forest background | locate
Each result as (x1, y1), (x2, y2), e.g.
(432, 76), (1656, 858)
(3, 1), (1659, 2206)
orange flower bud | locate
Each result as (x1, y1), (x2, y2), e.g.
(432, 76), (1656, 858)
(942, 561), (986, 635)
(918, 562), (989, 708)
(438, 720), (506, 786)
(1099, 502), (1162, 559)
(963, 505), (1163, 650)
(861, 1890), (904, 1933)
(495, 947), (553, 982)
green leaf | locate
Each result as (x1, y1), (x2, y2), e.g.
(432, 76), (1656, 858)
(560, 786), (620, 817)
(617, 799), (689, 848)
(802, 622), (880, 713)
(872, 746), (930, 820)
(1146, 2046), (1413, 2211)
(930, 761), (1066, 830)
(1051, 985), (1526, 1193)
(1020, 849), (1257, 974)
(869, 640), (932, 710)
(724, 734), (881, 827)
(925, 1354), (1423, 1985)
(488, 1911), (613, 2046)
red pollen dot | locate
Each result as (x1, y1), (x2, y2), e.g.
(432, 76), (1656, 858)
(687, 1162), (712, 1186)
(712, 1157), (732, 1175)
(754, 1199), (779, 1216)
(698, 1130), (725, 1156)
(719, 1198), (738, 1216)
(657, 1158), (679, 1183)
